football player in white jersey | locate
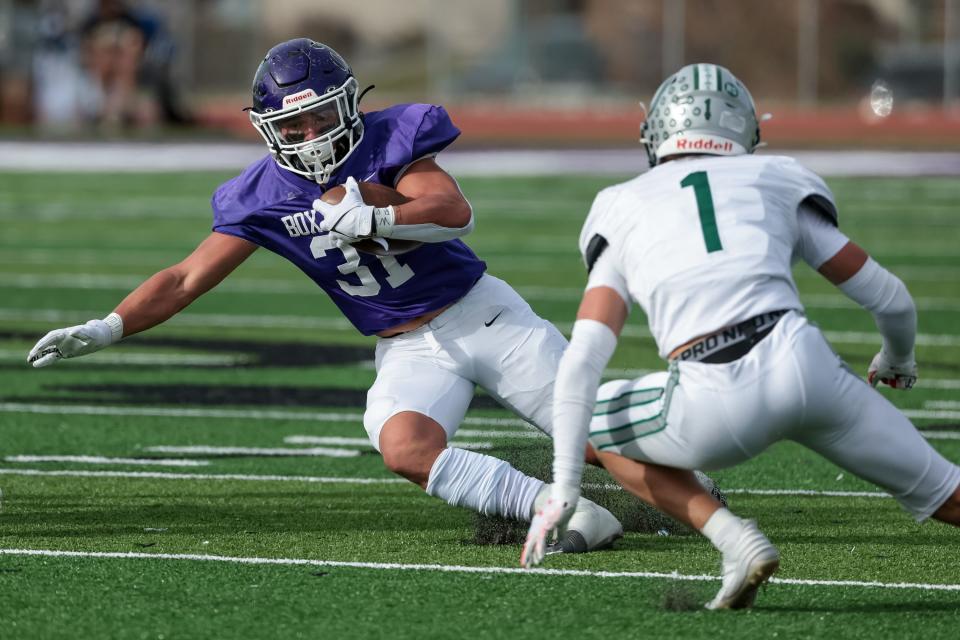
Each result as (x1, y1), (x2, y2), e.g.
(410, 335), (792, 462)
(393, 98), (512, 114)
(522, 63), (960, 609)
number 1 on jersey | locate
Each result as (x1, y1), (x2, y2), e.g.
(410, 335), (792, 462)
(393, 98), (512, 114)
(680, 171), (723, 253)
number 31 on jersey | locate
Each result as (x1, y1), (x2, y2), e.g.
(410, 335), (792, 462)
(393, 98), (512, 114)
(310, 235), (414, 297)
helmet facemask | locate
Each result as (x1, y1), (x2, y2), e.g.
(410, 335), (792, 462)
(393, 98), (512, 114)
(250, 76), (363, 184)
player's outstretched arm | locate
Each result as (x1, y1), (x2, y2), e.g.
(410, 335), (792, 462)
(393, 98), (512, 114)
(818, 241), (918, 389)
(797, 202), (917, 389)
(27, 232), (257, 368)
(522, 284), (628, 568)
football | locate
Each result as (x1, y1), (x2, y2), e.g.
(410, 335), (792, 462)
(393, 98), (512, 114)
(319, 181), (423, 256)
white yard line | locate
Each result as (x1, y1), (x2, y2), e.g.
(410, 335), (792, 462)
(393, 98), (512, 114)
(817, 330), (960, 348)
(799, 265), (960, 282)
(143, 445), (360, 458)
(281, 436), (397, 446)
(6, 275), (960, 313)
(0, 403), (532, 428)
(3, 455), (210, 467)
(909, 379), (960, 390)
(0, 308), (356, 332)
(284, 432), (543, 446)
(860, 265), (960, 282)
(725, 488), (889, 498)
(516, 286), (960, 313)
(0, 274), (309, 295)
(0, 467), (909, 500)
(4, 306), (960, 347)
(3, 402), (957, 425)
(904, 410), (960, 420)
(0, 548), (957, 592)
(14, 248), (957, 280)
(583, 483), (891, 499)
(920, 431), (960, 440)
(0, 249), (197, 268)
(454, 428), (545, 438)
(0, 350), (251, 366)
(925, 400), (960, 409)
(0, 403), (367, 422)
(276, 436), (497, 450)
(800, 294), (960, 313)
(145, 442), (494, 455)
(2, 402), (958, 427)
(0, 468), (406, 484)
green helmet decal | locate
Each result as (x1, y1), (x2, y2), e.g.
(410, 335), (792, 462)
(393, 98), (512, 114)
(641, 63), (761, 166)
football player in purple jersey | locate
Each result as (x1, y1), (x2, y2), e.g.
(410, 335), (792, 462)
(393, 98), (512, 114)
(27, 38), (728, 553)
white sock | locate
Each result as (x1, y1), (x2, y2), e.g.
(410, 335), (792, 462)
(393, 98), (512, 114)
(700, 507), (743, 554)
(425, 447), (544, 521)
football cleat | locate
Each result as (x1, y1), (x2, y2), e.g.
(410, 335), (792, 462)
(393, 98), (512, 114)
(535, 486), (624, 554)
(705, 519), (779, 610)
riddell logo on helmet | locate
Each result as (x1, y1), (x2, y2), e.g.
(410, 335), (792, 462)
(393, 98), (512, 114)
(675, 138), (734, 152)
(282, 89), (318, 107)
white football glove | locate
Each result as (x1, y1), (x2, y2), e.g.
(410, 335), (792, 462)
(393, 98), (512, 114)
(520, 484), (579, 569)
(867, 350), (917, 390)
(27, 313), (123, 368)
(314, 177), (395, 245)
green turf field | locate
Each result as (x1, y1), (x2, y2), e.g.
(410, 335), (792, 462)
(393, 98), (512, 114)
(0, 171), (958, 639)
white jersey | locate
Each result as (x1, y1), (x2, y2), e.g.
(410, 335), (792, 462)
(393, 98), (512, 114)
(579, 154), (839, 357)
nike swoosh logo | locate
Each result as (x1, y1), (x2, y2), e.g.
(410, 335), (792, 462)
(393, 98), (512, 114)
(484, 310), (504, 327)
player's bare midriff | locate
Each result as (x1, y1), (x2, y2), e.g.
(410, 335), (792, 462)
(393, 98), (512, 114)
(377, 302), (455, 338)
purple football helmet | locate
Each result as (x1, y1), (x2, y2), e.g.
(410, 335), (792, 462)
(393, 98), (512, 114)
(248, 38), (364, 184)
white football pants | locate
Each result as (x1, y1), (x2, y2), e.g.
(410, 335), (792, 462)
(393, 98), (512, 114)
(364, 274), (566, 447)
(590, 311), (960, 521)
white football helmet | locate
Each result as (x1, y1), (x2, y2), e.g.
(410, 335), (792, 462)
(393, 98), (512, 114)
(641, 63), (761, 166)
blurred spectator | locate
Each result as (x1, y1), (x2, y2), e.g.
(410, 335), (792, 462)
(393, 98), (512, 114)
(32, 0), (99, 130)
(130, 5), (193, 126)
(1, 0), (51, 126)
(80, 0), (192, 129)
(80, 0), (146, 127)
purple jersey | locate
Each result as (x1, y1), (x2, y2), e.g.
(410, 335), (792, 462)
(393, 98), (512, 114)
(211, 104), (486, 335)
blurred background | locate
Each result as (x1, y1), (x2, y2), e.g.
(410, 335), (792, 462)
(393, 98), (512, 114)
(1, 0), (959, 150)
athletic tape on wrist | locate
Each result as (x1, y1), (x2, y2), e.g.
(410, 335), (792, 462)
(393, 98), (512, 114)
(103, 312), (124, 343)
(373, 206), (395, 237)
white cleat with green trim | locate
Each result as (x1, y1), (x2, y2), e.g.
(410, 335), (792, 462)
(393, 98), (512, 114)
(706, 519), (780, 610)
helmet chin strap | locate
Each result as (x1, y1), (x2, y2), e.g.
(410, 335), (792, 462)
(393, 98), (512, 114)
(357, 84), (376, 106)
(637, 101), (649, 144)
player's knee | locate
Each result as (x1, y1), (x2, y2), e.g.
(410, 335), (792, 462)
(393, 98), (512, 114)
(379, 446), (411, 479)
(380, 439), (442, 487)
(377, 413), (448, 487)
